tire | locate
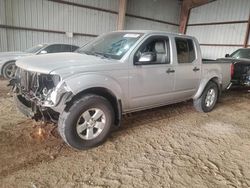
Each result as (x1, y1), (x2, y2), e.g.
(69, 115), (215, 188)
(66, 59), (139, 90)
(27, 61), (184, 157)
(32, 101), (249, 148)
(193, 81), (219, 113)
(3, 61), (17, 79)
(58, 94), (114, 150)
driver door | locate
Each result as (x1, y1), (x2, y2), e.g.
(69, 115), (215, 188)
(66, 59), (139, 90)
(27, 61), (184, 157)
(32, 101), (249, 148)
(129, 35), (175, 109)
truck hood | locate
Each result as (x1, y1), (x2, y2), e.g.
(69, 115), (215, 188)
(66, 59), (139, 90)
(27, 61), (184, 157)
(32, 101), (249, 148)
(0, 51), (32, 60)
(16, 52), (118, 76)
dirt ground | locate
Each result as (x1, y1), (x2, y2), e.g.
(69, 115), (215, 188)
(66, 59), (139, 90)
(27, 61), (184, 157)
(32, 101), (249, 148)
(0, 79), (250, 188)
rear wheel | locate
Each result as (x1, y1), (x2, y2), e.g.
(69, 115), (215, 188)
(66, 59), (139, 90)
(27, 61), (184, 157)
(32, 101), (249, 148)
(3, 62), (17, 79)
(58, 94), (114, 150)
(193, 81), (219, 112)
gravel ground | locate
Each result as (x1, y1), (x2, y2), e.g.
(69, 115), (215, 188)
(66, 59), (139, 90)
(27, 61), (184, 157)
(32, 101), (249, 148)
(0, 79), (250, 188)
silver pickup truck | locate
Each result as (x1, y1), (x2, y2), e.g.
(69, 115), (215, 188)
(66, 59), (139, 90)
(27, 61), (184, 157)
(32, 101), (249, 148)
(12, 31), (231, 150)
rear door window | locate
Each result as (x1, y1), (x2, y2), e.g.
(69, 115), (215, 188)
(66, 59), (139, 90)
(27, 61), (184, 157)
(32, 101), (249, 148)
(175, 38), (196, 63)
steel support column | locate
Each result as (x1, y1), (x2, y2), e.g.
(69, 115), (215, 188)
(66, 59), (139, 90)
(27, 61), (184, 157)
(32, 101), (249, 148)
(244, 14), (250, 48)
(117, 0), (127, 30)
(179, 0), (214, 34)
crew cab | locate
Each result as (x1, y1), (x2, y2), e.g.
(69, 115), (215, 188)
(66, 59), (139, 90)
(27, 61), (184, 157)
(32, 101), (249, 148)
(0, 43), (79, 79)
(11, 31), (232, 150)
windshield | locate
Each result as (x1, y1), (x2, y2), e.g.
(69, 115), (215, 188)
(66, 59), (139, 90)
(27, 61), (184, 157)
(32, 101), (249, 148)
(230, 49), (250, 59)
(24, 44), (47, 53)
(77, 32), (143, 60)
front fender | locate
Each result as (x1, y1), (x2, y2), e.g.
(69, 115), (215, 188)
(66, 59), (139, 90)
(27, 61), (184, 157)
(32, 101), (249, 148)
(64, 73), (124, 100)
(193, 72), (222, 100)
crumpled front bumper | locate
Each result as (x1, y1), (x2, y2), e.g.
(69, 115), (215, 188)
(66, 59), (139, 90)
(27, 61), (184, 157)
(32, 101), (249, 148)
(14, 95), (36, 118)
(11, 68), (74, 122)
(14, 94), (61, 122)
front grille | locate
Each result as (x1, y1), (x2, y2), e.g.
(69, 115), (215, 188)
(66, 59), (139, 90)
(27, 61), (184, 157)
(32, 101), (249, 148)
(16, 68), (58, 98)
(19, 69), (39, 93)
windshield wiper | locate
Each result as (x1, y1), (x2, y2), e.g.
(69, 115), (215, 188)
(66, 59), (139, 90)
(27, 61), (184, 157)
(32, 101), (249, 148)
(81, 51), (111, 59)
(80, 51), (95, 56)
(94, 52), (111, 59)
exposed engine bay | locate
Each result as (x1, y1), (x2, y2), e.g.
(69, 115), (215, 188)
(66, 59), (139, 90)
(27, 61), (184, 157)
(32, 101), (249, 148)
(10, 68), (72, 122)
(15, 68), (60, 101)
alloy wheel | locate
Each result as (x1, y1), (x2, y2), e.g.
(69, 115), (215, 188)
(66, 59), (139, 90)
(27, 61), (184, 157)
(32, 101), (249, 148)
(76, 108), (106, 140)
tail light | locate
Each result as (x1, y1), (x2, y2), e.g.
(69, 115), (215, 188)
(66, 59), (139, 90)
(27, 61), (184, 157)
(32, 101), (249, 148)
(230, 63), (234, 79)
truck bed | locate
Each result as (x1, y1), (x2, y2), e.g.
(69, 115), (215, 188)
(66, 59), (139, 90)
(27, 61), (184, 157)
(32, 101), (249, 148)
(203, 58), (250, 87)
(201, 59), (231, 90)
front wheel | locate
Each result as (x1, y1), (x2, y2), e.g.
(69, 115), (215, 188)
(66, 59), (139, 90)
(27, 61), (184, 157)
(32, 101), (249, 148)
(193, 81), (219, 112)
(58, 94), (114, 150)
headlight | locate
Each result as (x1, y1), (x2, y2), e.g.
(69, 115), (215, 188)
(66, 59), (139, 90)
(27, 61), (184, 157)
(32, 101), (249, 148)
(52, 75), (61, 86)
(43, 81), (71, 106)
(37, 74), (61, 92)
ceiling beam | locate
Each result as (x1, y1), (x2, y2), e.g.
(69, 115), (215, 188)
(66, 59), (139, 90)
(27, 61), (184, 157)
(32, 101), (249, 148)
(189, 0), (214, 8)
(179, 0), (215, 34)
(117, 0), (127, 30)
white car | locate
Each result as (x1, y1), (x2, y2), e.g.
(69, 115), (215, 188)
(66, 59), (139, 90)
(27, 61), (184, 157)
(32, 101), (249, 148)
(0, 43), (79, 79)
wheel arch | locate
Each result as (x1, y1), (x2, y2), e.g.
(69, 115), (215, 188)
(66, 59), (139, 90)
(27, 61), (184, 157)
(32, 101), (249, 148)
(65, 87), (122, 127)
(193, 76), (221, 100)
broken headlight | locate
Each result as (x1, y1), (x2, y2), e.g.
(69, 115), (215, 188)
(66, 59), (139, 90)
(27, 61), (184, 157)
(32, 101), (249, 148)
(43, 81), (71, 106)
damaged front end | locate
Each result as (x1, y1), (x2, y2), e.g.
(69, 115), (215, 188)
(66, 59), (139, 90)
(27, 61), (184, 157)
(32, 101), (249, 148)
(10, 68), (73, 122)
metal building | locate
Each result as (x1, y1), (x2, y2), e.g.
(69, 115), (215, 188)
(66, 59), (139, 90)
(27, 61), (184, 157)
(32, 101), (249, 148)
(1, 1), (250, 187)
(0, 0), (180, 52)
(186, 0), (250, 59)
(0, 0), (250, 59)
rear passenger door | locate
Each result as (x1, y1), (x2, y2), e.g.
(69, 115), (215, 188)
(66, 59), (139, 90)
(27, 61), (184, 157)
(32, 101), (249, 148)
(173, 37), (201, 100)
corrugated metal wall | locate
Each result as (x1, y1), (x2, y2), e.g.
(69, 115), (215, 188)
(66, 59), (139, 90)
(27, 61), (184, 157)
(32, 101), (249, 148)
(1, 0), (118, 52)
(0, 0), (8, 51)
(186, 0), (250, 59)
(125, 0), (180, 32)
(125, 17), (179, 31)
(65, 0), (119, 11)
(0, 0), (181, 52)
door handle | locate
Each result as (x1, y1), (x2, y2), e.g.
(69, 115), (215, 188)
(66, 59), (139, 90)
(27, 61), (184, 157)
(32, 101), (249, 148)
(166, 68), (175, 74)
(193, 67), (200, 72)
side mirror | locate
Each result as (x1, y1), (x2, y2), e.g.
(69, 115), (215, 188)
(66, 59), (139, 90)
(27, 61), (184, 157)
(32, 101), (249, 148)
(225, 54), (230, 57)
(135, 52), (156, 65)
(40, 50), (48, 54)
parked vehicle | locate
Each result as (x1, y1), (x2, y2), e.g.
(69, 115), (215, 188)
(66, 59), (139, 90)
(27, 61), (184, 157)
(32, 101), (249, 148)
(221, 48), (250, 87)
(11, 31), (232, 150)
(0, 43), (79, 79)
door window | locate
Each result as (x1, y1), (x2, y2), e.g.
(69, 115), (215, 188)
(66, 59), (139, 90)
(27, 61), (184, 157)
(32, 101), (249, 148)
(61, 45), (79, 52)
(175, 38), (196, 63)
(43, 44), (62, 53)
(134, 36), (170, 64)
